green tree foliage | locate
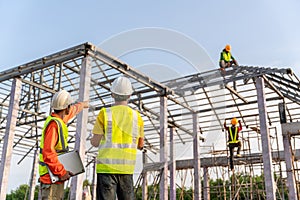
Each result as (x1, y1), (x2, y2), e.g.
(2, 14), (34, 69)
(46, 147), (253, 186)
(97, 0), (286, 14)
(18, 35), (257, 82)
(5, 180), (90, 200)
(134, 173), (289, 199)
(135, 185), (193, 200)
(6, 176), (289, 199)
(6, 184), (39, 200)
(63, 179), (92, 200)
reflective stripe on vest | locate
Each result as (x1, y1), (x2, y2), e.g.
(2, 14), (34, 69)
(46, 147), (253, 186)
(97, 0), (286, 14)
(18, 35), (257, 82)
(39, 116), (69, 176)
(96, 158), (136, 165)
(228, 126), (238, 143)
(96, 107), (138, 174)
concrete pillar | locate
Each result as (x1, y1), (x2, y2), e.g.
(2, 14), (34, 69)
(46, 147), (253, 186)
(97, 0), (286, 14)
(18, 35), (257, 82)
(70, 56), (91, 200)
(159, 96), (168, 200)
(256, 77), (276, 200)
(0, 78), (22, 199)
(193, 112), (201, 200)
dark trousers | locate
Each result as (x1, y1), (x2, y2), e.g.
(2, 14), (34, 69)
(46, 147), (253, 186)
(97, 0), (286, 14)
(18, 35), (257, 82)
(219, 60), (235, 69)
(96, 173), (134, 200)
(228, 141), (242, 170)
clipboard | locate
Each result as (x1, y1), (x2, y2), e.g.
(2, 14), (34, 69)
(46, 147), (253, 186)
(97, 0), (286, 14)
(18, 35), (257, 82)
(48, 150), (85, 183)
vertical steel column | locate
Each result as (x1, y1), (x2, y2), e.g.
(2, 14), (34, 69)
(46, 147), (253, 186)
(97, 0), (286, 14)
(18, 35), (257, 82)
(256, 77), (276, 200)
(193, 112), (201, 200)
(0, 78), (22, 199)
(142, 150), (148, 200)
(278, 103), (287, 124)
(28, 147), (39, 200)
(203, 167), (210, 200)
(279, 102), (297, 199)
(92, 157), (97, 200)
(160, 96), (168, 200)
(170, 127), (176, 200)
(282, 125), (298, 200)
(70, 56), (91, 200)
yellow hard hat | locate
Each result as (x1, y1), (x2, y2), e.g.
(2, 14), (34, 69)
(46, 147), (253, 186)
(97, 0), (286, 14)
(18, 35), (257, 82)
(225, 44), (231, 52)
(231, 118), (238, 125)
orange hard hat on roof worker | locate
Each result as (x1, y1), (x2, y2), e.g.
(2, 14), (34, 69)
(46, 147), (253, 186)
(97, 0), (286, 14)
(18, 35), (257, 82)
(231, 118), (238, 125)
(225, 44), (231, 52)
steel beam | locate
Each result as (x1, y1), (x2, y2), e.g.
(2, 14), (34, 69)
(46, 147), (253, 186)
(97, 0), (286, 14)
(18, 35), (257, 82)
(281, 122), (299, 200)
(90, 47), (175, 96)
(92, 157), (97, 200)
(193, 113), (201, 200)
(169, 127), (176, 200)
(256, 77), (276, 200)
(28, 146), (39, 200)
(225, 84), (249, 103)
(142, 150), (148, 200)
(143, 149), (300, 171)
(0, 45), (86, 82)
(70, 56), (91, 200)
(203, 167), (210, 200)
(159, 96), (168, 200)
(0, 78), (22, 199)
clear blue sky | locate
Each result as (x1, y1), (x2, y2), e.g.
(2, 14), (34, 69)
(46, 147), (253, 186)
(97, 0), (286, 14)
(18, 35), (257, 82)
(1, 0), (300, 192)
(1, 1), (300, 71)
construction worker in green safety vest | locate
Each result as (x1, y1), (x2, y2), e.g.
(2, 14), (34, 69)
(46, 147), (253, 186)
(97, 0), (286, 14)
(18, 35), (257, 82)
(219, 44), (239, 72)
(224, 117), (242, 171)
(39, 90), (89, 199)
(90, 76), (144, 200)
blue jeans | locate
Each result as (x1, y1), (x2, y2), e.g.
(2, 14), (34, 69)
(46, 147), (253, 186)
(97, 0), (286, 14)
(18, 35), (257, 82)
(96, 173), (134, 200)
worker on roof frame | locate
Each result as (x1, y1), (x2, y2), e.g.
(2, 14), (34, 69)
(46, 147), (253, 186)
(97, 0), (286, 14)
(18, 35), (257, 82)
(219, 44), (239, 71)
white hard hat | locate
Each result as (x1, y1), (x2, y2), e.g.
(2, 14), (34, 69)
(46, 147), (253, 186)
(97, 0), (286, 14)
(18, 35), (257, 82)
(51, 90), (73, 110)
(110, 76), (133, 95)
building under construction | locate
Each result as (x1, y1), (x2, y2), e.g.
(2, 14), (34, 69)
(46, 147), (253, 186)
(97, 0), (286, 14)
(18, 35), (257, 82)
(0, 42), (300, 200)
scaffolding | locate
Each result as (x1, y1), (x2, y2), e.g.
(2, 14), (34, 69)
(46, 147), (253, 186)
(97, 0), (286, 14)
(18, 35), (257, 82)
(0, 42), (300, 199)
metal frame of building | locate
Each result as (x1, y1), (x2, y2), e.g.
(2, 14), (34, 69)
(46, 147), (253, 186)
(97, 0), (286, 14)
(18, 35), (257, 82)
(0, 42), (300, 199)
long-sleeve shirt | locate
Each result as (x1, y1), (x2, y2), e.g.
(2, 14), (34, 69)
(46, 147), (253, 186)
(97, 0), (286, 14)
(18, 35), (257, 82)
(40, 102), (85, 184)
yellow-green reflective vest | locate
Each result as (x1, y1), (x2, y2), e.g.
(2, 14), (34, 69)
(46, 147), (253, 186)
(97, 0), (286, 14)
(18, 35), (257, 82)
(222, 51), (232, 62)
(96, 107), (139, 174)
(39, 116), (69, 176)
(228, 126), (238, 144)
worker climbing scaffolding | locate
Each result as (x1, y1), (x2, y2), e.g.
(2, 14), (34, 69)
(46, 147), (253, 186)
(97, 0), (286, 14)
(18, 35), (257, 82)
(224, 118), (242, 171)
